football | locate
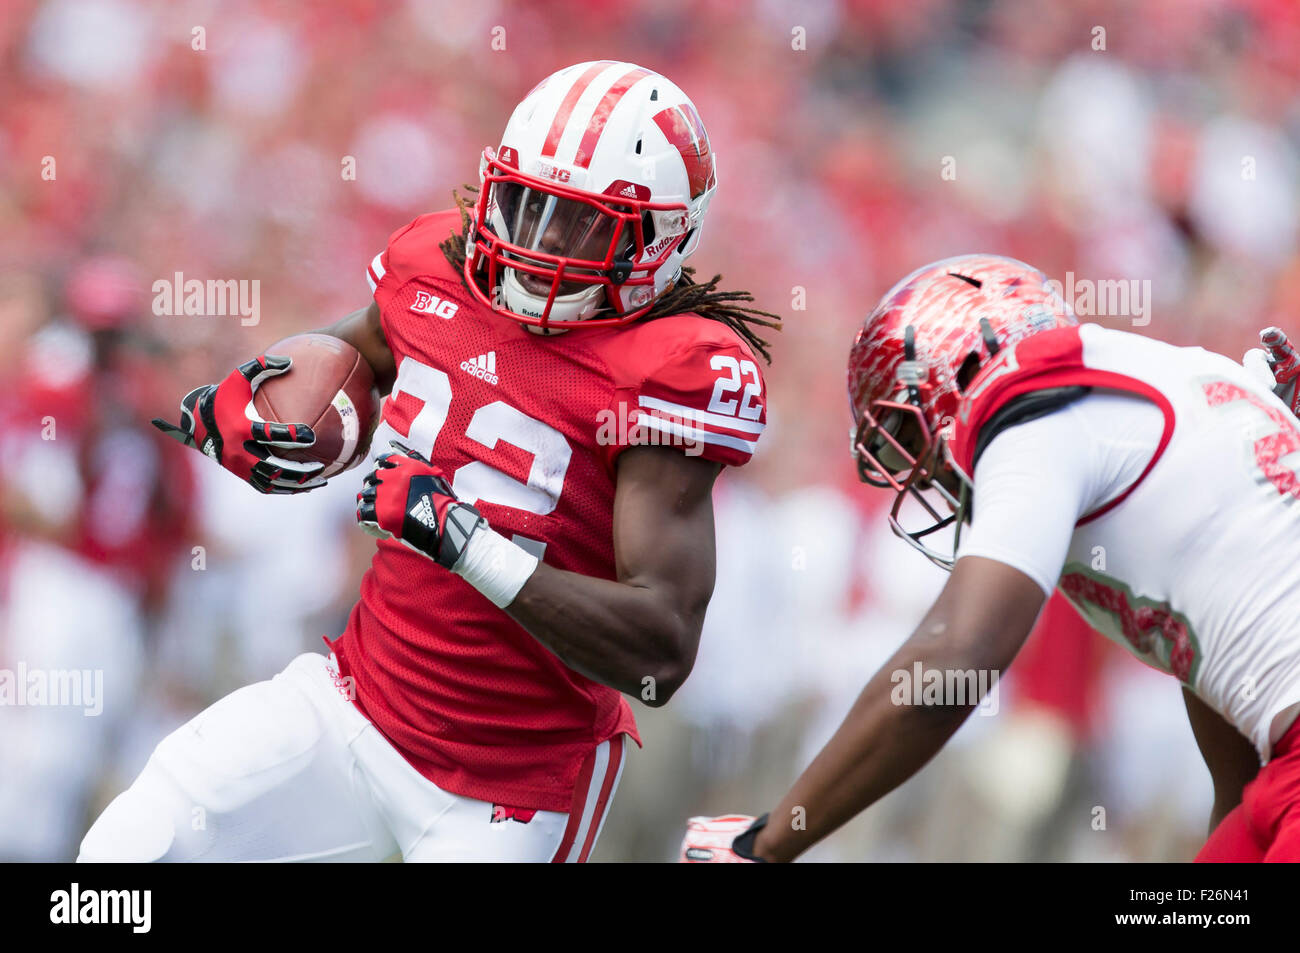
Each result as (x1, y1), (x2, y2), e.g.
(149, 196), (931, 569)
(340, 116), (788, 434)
(253, 332), (381, 479)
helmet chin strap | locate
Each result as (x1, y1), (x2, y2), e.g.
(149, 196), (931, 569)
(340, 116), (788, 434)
(502, 267), (606, 328)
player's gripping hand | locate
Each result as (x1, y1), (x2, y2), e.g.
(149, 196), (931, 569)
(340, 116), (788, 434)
(1244, 326), (1300, 417)
(151, 355), (326, 494)
(356, 442), (487, 569)
(679, 814), (769, 863)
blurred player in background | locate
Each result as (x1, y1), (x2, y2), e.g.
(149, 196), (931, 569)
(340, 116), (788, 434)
(80, 61), (781, 862)
(683, 254), (1300, 863)
(0, 257), (195, 860)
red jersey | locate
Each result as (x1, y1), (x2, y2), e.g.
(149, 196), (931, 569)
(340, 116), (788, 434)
(330, 209), (767, 811)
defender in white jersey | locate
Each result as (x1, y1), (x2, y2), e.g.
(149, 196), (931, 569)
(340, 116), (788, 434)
(680, 255), (1300, 863)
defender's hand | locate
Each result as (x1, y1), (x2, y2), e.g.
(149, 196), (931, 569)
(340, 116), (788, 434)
(679, 814), (769, 863)
(1245, 327), (1300, 416)
(356, 442), (487, 569)
(152, 355), (326, 494)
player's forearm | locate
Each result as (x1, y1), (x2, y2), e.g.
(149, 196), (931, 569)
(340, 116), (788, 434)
(505, 563), (696, 705)
(319, 303), (395, 394)
(751, 559), (1045, 860)
(752, 656), (974, 862)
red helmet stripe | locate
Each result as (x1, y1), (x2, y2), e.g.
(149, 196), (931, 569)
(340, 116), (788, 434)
(652, 102), (715, 199)
(572, 67), (651, 169)
(540, 62), (612, 160)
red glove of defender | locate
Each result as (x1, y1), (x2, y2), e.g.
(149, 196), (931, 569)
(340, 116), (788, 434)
(679, 814), (769, 863)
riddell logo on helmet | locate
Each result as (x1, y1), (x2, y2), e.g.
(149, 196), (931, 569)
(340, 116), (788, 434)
(644, 233), (678, 258)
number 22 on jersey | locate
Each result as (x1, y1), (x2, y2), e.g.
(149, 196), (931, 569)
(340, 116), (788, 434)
(371, 357), (572, 554)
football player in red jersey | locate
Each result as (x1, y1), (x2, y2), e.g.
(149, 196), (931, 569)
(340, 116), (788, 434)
(81, 62), (780, 863)
(682, 255), (1300, 863)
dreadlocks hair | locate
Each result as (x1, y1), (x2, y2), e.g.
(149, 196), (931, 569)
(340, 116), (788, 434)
(438, 186), (782, 363)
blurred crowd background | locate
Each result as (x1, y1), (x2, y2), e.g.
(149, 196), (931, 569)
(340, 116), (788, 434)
(3, 0), (1299, 861)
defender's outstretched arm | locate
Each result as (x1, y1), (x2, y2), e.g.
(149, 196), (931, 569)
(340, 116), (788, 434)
(752, 556), (1046, 861)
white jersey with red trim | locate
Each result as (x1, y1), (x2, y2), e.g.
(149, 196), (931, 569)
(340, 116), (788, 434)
(952, 323), (1300, 759)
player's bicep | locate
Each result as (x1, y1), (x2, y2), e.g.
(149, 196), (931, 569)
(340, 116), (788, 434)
(612, 445), (721, 625)
(319, 301), (395, 394)
(917, 555), (1048, 673)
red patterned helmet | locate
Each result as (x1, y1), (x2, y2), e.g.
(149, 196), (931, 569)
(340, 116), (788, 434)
(846, 254), (1076, 567)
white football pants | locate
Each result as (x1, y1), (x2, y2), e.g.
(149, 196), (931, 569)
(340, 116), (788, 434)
(77, 653), (625, 862)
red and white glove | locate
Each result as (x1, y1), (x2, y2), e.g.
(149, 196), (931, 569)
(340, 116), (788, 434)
(355, 443), (486, 569)
(356, 442), (540, 606)
(1244, 326), (1300, 417)
(679, 814), (769, 863)
(151, 355), (325, 494)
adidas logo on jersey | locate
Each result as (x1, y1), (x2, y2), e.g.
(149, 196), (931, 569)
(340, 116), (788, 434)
(408, 496), (437, 530)
(460, 351), (499, 386)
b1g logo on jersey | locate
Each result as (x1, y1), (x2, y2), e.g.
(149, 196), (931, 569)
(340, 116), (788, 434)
(411, 290), (458, 320)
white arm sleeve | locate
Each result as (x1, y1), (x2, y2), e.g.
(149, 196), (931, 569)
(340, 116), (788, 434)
(956, 392), (1165, 595)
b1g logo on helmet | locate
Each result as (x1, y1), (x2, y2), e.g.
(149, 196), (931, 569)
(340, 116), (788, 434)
(411, 290), (458, 320)
(536, 161), (572, 183)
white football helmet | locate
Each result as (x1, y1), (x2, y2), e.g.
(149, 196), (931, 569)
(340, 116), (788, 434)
(465, 61), (718, 331)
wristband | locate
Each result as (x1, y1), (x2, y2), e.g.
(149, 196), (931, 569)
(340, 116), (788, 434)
(451, 526), (540, 608)
(732, 813), (770, 862)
